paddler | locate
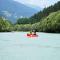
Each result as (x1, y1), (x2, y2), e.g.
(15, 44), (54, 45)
(32, 30), (36, 35)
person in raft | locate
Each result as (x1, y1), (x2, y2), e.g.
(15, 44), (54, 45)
(32, 30), (36, 35)
(27, 30), (37, 35)
(30, 31), (32, 34)
(27, 30), (32, 36)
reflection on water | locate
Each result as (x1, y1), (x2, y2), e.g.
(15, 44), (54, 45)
(0, 32), (60, 60)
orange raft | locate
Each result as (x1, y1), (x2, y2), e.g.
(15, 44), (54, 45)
(27, 34), (38, 37)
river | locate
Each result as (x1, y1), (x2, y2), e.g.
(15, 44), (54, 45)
(0, 32), (60, 60)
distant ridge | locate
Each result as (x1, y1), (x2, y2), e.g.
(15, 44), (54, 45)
(0, 0), (38, 23)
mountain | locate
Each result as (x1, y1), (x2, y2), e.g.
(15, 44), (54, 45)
(0, 0), (38, 23)
(30, 1), (60, 23)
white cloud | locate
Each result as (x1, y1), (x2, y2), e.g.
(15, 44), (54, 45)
(14, 0), (60, 8)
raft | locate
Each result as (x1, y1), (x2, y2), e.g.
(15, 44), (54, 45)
(27, 34), (38, 37)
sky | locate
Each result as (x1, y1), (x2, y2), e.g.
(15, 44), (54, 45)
(14, 0), (60, 8)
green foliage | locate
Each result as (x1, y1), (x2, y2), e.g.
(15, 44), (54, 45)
(0, 11), (60, 33)
(15, 11), (60, 33)
(0, 17), (13, 32)
(14, 24), (31, 31)
(16, 18), (30, 24)
(32, 11), (60, 33)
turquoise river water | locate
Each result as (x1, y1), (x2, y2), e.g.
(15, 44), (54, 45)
(0, 32), (60, 60)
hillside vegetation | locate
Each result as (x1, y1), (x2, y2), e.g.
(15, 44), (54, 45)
(0, 11), (60, 33)
(31, 11), (60, 33)
(0, 17), (13, 32)
(14, 11), (60, 33)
